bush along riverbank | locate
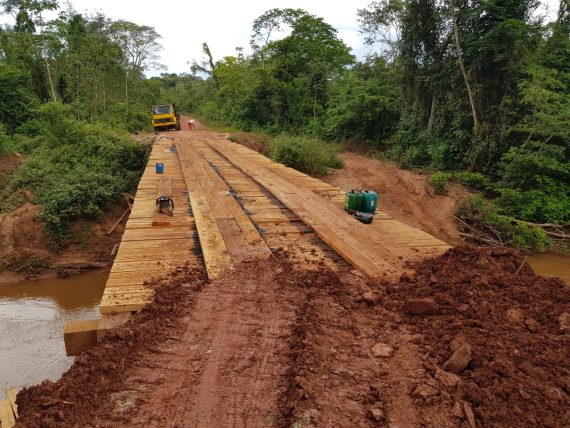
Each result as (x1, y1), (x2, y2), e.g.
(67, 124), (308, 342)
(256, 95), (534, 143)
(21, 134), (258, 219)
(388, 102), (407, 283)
(0, 103), (151, 277)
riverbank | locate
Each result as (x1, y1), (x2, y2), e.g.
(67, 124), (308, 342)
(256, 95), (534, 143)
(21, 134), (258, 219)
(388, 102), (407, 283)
(0, 200), (127, 285)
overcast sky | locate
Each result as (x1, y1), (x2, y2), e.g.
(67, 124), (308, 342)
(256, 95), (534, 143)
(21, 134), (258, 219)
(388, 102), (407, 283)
(2, 0), (562, 75)
(63, 0), (375, 75)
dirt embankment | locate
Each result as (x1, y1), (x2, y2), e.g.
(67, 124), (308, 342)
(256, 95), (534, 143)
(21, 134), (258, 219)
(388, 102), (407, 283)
(0, 200), (130, 284)
(16, 248), (570, 427)
(326, 153), (469, 245)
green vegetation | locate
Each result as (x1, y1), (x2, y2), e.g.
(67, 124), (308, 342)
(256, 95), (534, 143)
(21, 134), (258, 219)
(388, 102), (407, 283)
(0, 2), (161, 250)
(456, 195), (552, 251)
(0, 0), (568, 252)
(428, 172), (450, 195)
(1, 104), (148, 249)
(269, 135), (342, 176)
(3, 251), (50, 274)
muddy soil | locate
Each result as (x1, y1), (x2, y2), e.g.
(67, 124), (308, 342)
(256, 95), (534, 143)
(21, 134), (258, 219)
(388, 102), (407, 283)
(16, 247), (569, 427)
(326, 153), (469, 245)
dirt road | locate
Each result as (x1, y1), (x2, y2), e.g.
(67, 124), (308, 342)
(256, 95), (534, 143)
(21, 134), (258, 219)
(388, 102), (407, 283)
(16, 248), (570, 427)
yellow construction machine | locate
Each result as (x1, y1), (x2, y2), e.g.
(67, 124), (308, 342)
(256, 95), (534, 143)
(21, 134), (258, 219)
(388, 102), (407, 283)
(151, 103), (181, 131)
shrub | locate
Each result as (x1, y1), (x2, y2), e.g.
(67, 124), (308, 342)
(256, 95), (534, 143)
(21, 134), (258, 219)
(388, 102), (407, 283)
(2, 116), (148, 250)
(0, 124), (20, 154)
(496, 188), (570, 224)
(269, 134), (343, 176)
(456, 171), (494, 192)
(428, 172), (450, 195)
(455, 195), (552, 251)
(3, 251), (50, 274)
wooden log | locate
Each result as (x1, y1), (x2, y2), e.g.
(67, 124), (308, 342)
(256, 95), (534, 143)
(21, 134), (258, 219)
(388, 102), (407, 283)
(6, 389), (18, 420)
(97, 313), (133, 341)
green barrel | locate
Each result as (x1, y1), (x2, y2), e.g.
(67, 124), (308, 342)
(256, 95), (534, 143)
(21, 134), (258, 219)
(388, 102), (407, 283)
(345, 190), (363, 212)
(361, 191), (378, 213)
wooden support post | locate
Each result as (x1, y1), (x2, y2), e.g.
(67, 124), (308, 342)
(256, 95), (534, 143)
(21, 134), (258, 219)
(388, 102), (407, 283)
(152, 176), (173, 226)
(96, 313), (133, 341)
(64, 320), (99, 357)
(0, 399), (16, 428)
(5, 389), (17, 420)
(64, 313), (134, 356)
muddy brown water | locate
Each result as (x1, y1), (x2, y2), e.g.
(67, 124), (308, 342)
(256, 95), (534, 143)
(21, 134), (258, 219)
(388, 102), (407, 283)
(0, 271), (108, 389)
(527, 253), (570, 285)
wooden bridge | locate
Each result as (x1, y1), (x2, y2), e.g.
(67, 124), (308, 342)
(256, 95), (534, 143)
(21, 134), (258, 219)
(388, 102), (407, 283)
(64, 129), (450, 356)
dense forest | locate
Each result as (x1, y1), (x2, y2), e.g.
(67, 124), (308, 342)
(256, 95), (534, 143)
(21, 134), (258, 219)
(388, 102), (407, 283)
(0, 0), (568, 251)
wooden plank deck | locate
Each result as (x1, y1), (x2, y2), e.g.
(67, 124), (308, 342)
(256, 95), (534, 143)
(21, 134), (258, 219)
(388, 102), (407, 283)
(0, 388), (18, 428)
(203, 137), (450, 279)
(175, 138), (270, 278)
(65, 131), (451, 355)
(99, 137), (199, 314)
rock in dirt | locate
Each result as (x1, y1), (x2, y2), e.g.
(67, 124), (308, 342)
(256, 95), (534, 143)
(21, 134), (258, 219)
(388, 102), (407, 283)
(443, 342), (472, 374)
(362, 291), (381, 306)
(524, 317), (540, 333)
(463, 402), (477, 428)
(302, 408), (320, 423)
(559, 312), (570, 334)
(435, 368), (461, 388)
(449, 334), (468, 352)
(412, 383), (439, 399)
(406, 297), (439, 315)
(371, 343), (394, 358)
(451, 400), (464, 418)
(506, 308), (525, 324)
(368, 407), (385, 422)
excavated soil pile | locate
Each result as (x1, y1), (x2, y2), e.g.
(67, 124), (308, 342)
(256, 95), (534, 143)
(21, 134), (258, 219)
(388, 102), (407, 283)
(14, 247), (570, 427)
(385, 247), (570, 427)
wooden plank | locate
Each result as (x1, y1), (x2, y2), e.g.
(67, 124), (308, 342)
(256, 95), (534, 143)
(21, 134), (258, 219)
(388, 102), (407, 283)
(176, 140), (234, 279)
(99, 292), (153, 314)
(176, 138), (270, 272)
(205, 139), (411, 279)
(0, 399), (15, 428)
(64, 320), (99, 356)
(6, 389), (18, 420)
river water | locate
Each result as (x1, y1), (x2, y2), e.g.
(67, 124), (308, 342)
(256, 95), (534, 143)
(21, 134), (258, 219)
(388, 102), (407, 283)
(0, 271), (108, 390)
(527, 253), (570, 285)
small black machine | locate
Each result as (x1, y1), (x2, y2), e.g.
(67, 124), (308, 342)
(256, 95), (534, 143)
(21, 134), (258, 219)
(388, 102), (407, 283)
(156, 196), (174, 217)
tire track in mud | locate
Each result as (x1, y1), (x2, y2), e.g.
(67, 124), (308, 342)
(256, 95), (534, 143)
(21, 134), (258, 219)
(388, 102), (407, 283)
(97, 257), (300, 428)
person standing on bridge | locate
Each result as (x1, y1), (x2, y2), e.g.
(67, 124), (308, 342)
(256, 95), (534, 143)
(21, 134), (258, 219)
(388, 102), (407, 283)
(188, 119), (195, 130)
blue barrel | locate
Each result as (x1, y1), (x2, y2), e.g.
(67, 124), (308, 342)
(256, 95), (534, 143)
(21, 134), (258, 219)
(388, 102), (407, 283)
(361, 191), (378, 213)
(155, 163), (164, 174)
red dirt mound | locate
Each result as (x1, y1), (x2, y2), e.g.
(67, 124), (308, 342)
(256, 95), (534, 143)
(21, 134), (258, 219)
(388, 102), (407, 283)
(16, 262), (208, 428)
(383, 247), (570, 427)
(15, 248), (570, 427)
(325, 153), (469, 245)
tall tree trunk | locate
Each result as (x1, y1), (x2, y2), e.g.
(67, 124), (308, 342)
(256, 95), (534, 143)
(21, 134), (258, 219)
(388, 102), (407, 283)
(44, 54), (56, 102)
(125, 68), (129, 110)
(428, 92), (437, 130)
(451, 4), (478, 128)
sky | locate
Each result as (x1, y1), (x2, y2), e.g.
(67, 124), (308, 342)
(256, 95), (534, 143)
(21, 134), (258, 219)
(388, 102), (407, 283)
(61, 0), (376, 75)
(1, 0), (562, 75)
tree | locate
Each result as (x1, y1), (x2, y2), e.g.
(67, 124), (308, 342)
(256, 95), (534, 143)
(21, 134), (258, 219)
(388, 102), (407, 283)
(109, 20), (162, 105)
(357, 0), (406, 61)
